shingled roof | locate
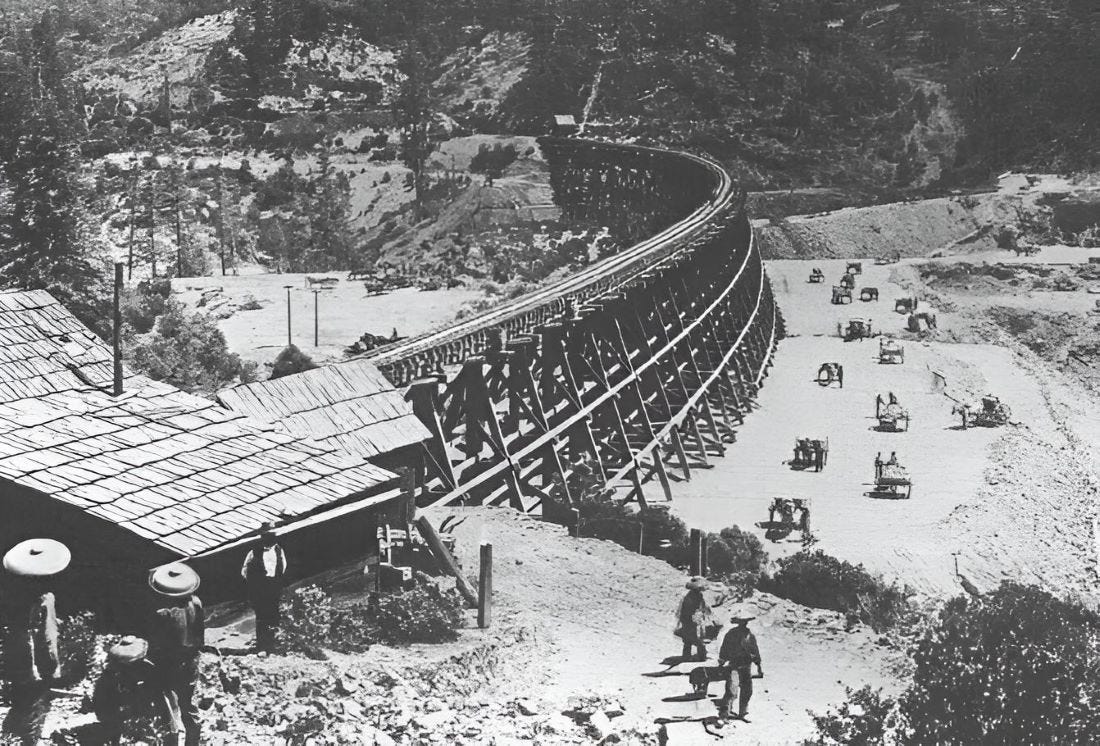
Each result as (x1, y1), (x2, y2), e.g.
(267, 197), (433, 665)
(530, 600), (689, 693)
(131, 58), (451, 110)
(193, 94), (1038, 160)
(0, 290), (398, 557)
(217, 362), (429, 460)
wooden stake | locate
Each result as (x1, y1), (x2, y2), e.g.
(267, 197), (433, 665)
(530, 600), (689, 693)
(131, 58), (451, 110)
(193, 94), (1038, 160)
(478, 543), (493, 629)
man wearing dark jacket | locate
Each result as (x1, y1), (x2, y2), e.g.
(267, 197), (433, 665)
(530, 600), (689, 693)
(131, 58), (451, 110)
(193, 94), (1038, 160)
(147, 562), (205, 746)
(717, 611), (763, 722)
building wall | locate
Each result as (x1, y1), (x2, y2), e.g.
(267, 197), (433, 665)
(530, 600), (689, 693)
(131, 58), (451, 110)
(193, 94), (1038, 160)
(0, 482), (175, 626)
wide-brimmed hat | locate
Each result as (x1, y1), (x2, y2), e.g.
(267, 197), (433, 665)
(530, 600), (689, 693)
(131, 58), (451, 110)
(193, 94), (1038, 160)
(258, 521), (275, 535)
(148, 562), (200, 597)
(729, 606), (756, 622)
(685, 576), (708, 591)
(3, 539), (71, 577)
(107, 636), (148, 664)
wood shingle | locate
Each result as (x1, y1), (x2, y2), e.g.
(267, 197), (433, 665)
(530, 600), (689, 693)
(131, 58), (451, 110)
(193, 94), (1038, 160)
(0, 290), (399, 558)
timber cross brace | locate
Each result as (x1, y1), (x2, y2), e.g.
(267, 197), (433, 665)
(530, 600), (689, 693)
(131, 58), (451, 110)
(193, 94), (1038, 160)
(361, 137), (785, 512)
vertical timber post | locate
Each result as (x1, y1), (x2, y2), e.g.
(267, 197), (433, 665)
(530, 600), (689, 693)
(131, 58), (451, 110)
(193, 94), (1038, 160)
(690, 528), (703, 576)
(478, 543), (493, 629)
(113, 262), (124, 396)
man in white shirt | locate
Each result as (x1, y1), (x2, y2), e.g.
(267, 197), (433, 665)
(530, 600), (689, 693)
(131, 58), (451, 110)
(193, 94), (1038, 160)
(240, 523), (287, 652)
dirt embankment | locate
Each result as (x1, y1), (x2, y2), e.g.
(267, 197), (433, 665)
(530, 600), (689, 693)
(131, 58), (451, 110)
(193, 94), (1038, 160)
(756, 193), (1021, 260)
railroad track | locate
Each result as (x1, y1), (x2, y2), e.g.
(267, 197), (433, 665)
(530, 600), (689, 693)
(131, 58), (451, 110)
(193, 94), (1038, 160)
(358, 138), (737, 384)
(351, 136), (780, 510)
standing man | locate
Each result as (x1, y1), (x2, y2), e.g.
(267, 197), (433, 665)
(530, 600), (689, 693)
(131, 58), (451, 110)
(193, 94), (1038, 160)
(717, 609), (763, 723)
(147, 562), (204, 746)
(1, 538), (70, 745)
(675, 577), (716, 662)
(241, 522), (288, 652)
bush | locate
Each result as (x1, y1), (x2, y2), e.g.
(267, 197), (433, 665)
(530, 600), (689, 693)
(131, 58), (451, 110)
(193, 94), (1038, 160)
(270, 344), (318, 379)
(371, 581), (465, 645)
(469, 143), (517, 179)
(761, 550), (910, 631)
(122, 278), (172, 334)
(806, 685), (903, 746)
(902, 583), (1100, 744)
(277, 585), (334, 657)
(57, 611), (98, 685)
(128, 301), (244, 397)
(706, 526), (768, 577)
(280, 580), (464, 655)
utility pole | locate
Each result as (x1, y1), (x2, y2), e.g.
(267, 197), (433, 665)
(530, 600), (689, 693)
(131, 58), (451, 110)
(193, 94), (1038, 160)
(312, 288), (321, 347)
(284, 285), (294, 347)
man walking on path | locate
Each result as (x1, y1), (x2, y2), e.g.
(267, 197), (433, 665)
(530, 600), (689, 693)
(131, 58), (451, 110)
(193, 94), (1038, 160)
(1, 538), (69, 745)
(241, 522), (288, 652)
(675, 577), (717, 662)
(147, 562), (205, 746)
(717, 609), (763, 722)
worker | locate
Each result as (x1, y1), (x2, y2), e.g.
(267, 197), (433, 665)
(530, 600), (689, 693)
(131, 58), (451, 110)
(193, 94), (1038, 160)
(888, 391), (898, 405)
(675, 576), (716, 662)
(147, 562), (204, 746)
(717, 609), (763, 723)
(1, 538), (70, 745)
(837, 364), (844, 388)
(812, 440), (825, 472)
(241, 522), (288, 652)
(886, 451), (898, 466)
(93, 636), (183, 745)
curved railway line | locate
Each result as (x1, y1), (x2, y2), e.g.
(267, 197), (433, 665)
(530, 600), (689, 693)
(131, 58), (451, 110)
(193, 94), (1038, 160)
(363, 137), (783, 510)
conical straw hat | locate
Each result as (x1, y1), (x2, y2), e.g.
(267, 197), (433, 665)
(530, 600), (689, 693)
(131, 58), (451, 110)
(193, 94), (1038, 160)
(148, 562), (200, 597)
(3, 539), (71, 577)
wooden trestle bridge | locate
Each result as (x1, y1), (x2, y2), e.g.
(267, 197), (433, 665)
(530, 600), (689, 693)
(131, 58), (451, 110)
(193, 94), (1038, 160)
(361, 137), (785, 511)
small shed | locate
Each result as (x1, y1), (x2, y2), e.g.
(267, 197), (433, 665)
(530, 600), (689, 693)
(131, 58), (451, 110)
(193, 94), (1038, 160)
(552, 114), (579, 135)
(0, 290), (404, 616)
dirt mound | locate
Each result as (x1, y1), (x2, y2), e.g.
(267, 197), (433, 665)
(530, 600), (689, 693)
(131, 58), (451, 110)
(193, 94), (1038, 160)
(756, 193), (1020, 259)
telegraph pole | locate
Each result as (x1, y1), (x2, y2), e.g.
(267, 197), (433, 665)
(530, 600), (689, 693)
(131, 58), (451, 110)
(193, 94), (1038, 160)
(312, 288), (321, 347)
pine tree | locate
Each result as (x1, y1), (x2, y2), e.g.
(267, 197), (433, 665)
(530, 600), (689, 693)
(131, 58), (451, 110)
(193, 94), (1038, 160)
(307, 150), (355, 270)
(393, 39), (440, 218)
(0, 15), (105, 331)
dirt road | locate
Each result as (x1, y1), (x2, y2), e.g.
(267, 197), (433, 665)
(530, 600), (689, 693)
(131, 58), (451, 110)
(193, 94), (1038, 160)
(671, 258), (1100, 601)
(441, 506), (903, 745)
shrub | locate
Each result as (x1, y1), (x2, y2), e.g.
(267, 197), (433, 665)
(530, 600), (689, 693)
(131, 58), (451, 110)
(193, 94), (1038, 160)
(761, 550), (910, 631)
(806, 685), (903, 746)
(57, 611), (98, 685)
(371, 581), (464, 645)
(469, 143), (517, 179)
(279, 580), (464, 655)
(128, 301), (243, 397)
(277, 585), (334, 657)
(706, 526), (768, 577)
(902, 583), (1100, 744)
(122, 278), (172, 334)
(270, 344), (318, 379)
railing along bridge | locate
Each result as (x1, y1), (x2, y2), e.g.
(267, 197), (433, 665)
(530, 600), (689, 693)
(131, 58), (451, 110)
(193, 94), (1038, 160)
(361, 137), (785, 511)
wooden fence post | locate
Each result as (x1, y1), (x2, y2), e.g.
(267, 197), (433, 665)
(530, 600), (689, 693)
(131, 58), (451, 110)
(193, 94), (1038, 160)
(690, 529), (703, 576)
(571, 508), (581, 538)
(638, 522), (645, 554)
(478, 543), (493, 629)
(699, 532), (708, 577)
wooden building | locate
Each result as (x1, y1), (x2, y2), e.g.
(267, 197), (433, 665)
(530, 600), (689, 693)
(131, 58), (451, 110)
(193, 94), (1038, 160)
(0, 290), (405, 617)
(217, 361), (430, 483)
